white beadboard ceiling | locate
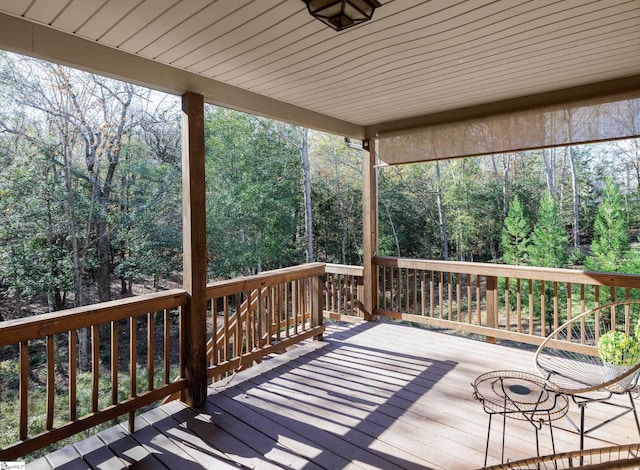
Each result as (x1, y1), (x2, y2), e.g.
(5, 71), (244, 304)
(0, 0), (638, 138)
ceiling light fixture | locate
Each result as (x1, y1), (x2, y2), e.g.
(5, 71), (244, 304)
(302, 0), (382, 31)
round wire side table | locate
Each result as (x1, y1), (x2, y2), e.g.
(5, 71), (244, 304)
(472, 370), (569, 467)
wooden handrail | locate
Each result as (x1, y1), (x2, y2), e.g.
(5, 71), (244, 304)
(0, 289), (188, 346)
(374, 256), (640, 288)
(206, 262), (325, 297)
(325, 263), (364, 276)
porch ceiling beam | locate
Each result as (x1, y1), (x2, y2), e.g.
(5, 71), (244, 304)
(0, 12), (364, 140)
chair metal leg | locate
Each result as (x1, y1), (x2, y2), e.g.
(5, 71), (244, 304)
(628, 391), (640, 439)
(579, 403), (586, 466)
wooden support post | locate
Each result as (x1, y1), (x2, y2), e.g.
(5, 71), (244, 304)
(362, 139), (377, 321)
(181, 92), (207, 407)
(311, 274), (323, 340)
(486, 275), (498, 344)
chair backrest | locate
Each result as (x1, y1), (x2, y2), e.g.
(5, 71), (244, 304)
(534, 300), (640, 394)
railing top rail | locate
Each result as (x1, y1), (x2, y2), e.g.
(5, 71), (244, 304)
(0, 289), (188, 346)
(325, 263), (364, 276)
(206, 262), (325, 298)
(373, 256), (640, 288)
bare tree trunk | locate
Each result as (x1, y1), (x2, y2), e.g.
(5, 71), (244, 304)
(568, 146), (580, 248)
(435, 161), (448, 260)
(381, 198), (401, 256)
(558, 149), (566, 213)
(502, 155), (510, 216)
(542, 148), (556, 195)
(300, 128), (314, 263)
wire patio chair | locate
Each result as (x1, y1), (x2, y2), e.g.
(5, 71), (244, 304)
(481, 442), (640, 469)
(534, 300), (640, 453)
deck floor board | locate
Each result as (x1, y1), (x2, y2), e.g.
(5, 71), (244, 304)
(26, 320), (640, 469)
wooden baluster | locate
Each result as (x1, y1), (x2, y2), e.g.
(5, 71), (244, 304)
(46, 335), (54, 430)
(324, 273), (330, 314)
(476, 276), (481, 326)
(625, 289), (631, 335)
(69, 330), (77, 421)
(223, 296), (230, 362)
(413, 269), (418, 315)
(404, 268), (410, 313)
(148, 311), (155, 391)
(439, 271), (444, 319)
(246, 291), (253, 351)
(337, 274), (342, 316)
(625, 295), (631, 335)
(129, 315), (137, 432)
(164, 309), (170, 384)
(92, 325), (99, 413)
(467, 274), (472, 324)
(448, 274), (453, 321)
(235, 293), (242, 357)
(179, 306), (186, 380)
(421, 271), (426, 316)
(396, 267), (401, 311)
(567, 282), (572, 324)
(275, 287), (282, 341)
(111, 320), (119, 405)
(211, 298), (217, 367)
(330, 273), (336, 314)
(381, 267), (386, 311)
(528, 280), (534, 335)
(456, 273), (461, 321)
(19, 341), (28, 441)
(553, 282), (559, 332)
(516, 278), (522, 333)
(540, 281), (546, 336)
(505, 278), (510, 332)
(302, 278), (308, 328)
(430, 270), (436, 317)
(486, 276), (497, 343)
(285, 282), (291, 337)
(349, 274), (355, 317)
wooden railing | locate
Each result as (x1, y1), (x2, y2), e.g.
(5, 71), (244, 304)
(11, 257), (631, 459)
(324, 264), (364, 321)
(374, 257), (640, 345)
(206, 263), (325, 380)
(0, 290), (188, 461)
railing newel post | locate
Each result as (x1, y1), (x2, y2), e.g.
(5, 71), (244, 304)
(485, 275), (498, 344)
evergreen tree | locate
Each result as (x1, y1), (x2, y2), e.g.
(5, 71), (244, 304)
(528, 192), (568, 268)
(501, 196), (530, 265)
(585, 178), (630, 272)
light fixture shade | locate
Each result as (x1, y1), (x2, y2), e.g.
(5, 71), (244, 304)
(303, 0), (382, 31)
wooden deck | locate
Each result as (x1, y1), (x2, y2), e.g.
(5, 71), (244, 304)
(26, 320), (640, 469)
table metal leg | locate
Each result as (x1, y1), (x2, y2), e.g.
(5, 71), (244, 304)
(485, 413), (492, 468)
(502, 411), (507, 463)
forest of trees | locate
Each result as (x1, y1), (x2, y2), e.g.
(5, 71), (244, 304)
(1, 51), (640, 322)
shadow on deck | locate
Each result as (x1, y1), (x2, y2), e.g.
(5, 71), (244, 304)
(27, 321), (640, 469)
